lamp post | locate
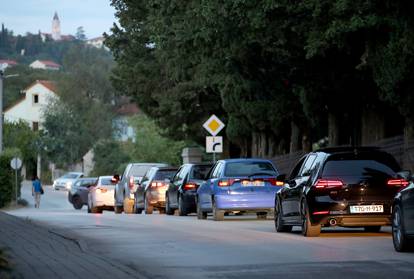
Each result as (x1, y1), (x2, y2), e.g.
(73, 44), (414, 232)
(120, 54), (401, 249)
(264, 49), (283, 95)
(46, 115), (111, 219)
(0, 68), (19, 154)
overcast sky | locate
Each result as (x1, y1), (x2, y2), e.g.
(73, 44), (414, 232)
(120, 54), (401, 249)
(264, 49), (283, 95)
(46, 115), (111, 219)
(0, 0), (118, 39)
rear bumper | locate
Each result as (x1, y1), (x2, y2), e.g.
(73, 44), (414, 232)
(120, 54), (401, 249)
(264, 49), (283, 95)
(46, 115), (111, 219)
(148, 190), (166, 207)
(93, 191), (115, 207)
(215, 194), (274, 211)
(315, 214), (391, 227)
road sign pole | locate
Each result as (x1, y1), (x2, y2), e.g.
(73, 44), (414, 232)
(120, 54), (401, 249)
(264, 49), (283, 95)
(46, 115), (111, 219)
(15, 167), (18, 205)
(213, 152), (216, 163)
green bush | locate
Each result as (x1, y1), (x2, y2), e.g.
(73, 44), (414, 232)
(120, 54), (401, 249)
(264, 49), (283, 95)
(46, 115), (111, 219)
(0, 154), (14, 208)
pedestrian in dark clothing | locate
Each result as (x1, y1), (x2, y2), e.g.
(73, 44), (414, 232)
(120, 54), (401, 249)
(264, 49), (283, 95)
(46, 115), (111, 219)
(32, 176), (43, 208)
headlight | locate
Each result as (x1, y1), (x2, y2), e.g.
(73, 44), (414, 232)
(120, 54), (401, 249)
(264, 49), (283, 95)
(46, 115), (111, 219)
(66, 181), (73, 189)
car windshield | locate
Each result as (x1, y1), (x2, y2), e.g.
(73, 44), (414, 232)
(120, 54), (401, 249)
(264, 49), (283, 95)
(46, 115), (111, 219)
(154, 170), (176, 180)
(190, 165), (211, 180)
(322, 160), (398, 177)
(62, 173), (79, 179)
(224, 162), (277, 177)
(130, 165), (153, 177)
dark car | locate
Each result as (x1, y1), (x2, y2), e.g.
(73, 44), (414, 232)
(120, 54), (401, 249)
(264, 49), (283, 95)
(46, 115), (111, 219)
(197, 159), (282, 221)
(392, 178), (414, 252)
(68, 177), (97, 209)
(275, 147), (409, 236)
(165, 163), (213, 216)
(134, 167), (178, 214)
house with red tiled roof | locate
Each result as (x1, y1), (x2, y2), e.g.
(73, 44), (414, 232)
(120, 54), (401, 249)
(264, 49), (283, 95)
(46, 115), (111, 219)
(0, 59), (18, 70)
(29, 59), (61, 70)
(4, 80), (58, 131)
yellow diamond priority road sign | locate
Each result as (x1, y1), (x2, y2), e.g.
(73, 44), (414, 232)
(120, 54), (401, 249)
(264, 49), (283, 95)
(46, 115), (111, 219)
(203, 114), (225, 136)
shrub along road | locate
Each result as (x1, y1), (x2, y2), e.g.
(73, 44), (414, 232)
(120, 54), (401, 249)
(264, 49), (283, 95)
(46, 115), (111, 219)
(3, 182), (414, 279)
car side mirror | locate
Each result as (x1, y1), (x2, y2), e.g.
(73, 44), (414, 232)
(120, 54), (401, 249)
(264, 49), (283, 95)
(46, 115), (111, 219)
(397, 170), (412, 181)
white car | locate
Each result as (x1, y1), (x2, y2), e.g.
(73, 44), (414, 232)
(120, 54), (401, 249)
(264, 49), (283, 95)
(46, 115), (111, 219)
(53, 172), (84, 191)
(88, 176), (116, 214)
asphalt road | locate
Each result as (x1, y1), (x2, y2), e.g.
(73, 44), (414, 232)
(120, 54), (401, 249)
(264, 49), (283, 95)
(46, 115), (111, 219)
(7, 182), (414, 279)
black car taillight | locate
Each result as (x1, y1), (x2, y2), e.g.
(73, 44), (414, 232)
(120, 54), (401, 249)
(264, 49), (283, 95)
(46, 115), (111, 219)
(183, 183), (198, 190)
(314, 179), (343, 190)
(387, 179), (409, 189)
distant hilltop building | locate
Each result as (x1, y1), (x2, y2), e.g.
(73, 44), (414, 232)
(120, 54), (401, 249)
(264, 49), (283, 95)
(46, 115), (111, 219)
(40, 12), (75, 42)
(30, 60), (61, 70)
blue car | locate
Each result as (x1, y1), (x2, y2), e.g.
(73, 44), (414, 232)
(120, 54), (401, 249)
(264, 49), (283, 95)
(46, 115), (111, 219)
(196, 159), (282, 221)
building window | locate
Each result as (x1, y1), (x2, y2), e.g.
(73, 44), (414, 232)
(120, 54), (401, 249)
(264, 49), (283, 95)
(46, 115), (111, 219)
(32, 122), (39, 131)
(33, 94), (39, 104)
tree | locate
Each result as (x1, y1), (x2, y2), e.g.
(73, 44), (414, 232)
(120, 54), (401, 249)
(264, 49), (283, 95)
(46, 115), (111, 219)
(92, 140), (130, 175)
(75, 26), (86, 41)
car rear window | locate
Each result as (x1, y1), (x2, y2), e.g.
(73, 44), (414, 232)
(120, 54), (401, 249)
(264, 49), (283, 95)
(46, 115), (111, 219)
(190, 165), (212, 180)
(154, 170), (176, 180)
(224, 162), (277, 177)
(322, 159), (399, 177)
(99, 178), (114, 185)
(130, 165), (153, 177)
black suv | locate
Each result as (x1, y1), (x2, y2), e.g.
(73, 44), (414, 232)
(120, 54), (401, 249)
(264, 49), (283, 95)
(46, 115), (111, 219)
(165, 163), (212, 216)
(275, 147), (408, 237)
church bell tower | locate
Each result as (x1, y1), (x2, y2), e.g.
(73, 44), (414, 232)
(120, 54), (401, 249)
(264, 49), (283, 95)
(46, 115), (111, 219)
(52, 12), (61, 41)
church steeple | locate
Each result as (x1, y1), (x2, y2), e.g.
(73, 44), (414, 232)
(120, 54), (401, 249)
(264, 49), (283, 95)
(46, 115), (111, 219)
(52, 12), (61, 41)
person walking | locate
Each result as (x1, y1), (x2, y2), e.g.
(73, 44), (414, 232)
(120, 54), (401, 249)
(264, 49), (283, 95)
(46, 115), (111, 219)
(32, 175), (43, 208)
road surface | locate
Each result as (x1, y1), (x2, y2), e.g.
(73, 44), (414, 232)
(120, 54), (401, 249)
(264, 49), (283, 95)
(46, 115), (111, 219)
(6, 182), (414, 278)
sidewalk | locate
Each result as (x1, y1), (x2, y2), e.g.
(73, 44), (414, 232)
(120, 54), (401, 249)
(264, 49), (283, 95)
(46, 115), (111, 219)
(0, 211), (144, 279)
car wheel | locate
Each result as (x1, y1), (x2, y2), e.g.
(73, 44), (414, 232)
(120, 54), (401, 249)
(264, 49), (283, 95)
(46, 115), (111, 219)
(123, 197), (134, 214)
(196, 196), (207, 220)
(275, 203), (292, 232)
(256, 212), (267, 220)
(178, 195), (188, 216)
(72, 196), (83, 210)
(212, 200), (225, 221)
(144, 195), (153, 214)
(91, 206), (102, 214)
(87, 203), (91, 213)
(393, 205), (413, 252)
(301, 200), (321, 237)
(114, 205), (123, 214)
(158, 208), (166, 214)
(364, 226), (382, 233)
(165, 194), (175, 215)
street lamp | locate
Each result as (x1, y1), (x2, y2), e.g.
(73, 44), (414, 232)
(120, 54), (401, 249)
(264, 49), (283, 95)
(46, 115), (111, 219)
(0, 67), (19, 154)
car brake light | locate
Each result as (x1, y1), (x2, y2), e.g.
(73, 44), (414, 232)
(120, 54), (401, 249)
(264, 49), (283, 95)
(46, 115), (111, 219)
(387, 179), (409, 187)
(314, 179), (343, 189)
(264, 178), (284, 186)
(313, 211), (329, 215)
(129, 176), (134, 189)
(218, 179), (237, 187)
(183, 183), (198, 190)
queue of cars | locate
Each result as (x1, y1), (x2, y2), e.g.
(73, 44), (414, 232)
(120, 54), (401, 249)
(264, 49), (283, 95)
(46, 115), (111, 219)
(59, 146), (414, 252)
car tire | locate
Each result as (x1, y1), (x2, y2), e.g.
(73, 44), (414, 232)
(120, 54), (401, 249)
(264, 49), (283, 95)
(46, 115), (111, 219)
(178, 195), (188, 216)
(392, 205), (413, 252)
(165, 194), (175, 215)
(196, 196), (207, 220)
(364, 226), (382, 233)
(72, 196), (83, 210)
(275, 203), (292, 232)
(144, 196), (153, 215)
(91, 206), (102, 214)
(256, 212), (267, 220)
(212, 200), (225, 221)
(114, 205), (123, 214)
(123, 197), (134, 214)
(158, 208), (166, 214)
(301, 200), (321, 237)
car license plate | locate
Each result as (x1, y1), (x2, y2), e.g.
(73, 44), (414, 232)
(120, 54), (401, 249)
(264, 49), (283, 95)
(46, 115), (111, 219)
(241, 180), (265, 187)
(350, 205), (383, 213)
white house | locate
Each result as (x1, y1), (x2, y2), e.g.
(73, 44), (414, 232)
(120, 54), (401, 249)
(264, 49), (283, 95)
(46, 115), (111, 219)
(86, 37), (106, 49)
(4, 80), (57, 130)
(29, 60), (61, 70)
(113, 102), (139, 142)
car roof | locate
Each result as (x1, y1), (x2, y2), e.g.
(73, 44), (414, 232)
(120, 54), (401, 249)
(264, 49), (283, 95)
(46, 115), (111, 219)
(98, 176), (113, 179)
(315, 146), (381, 154)
(151, 167), (178, 171)
(219, 158), (274, 163)
(130, 163), (168, 166)
(77, 177), (96, 180)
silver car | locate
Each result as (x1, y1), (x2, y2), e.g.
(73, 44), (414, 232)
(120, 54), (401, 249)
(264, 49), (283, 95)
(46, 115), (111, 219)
(53, 172), (84, 190)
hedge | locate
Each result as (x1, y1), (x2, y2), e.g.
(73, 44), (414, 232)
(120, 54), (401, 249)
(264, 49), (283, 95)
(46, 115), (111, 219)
(0, 154), (15, 208)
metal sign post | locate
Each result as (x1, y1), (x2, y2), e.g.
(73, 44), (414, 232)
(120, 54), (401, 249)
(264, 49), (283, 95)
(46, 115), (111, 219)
(10, 157), (22, 205)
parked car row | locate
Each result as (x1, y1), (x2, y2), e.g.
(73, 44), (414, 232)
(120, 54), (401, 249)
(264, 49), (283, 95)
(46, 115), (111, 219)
(62, 146), (414, 252)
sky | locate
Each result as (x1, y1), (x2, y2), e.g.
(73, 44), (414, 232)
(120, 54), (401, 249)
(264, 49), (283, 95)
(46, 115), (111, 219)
(0, 0), (118, 39)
